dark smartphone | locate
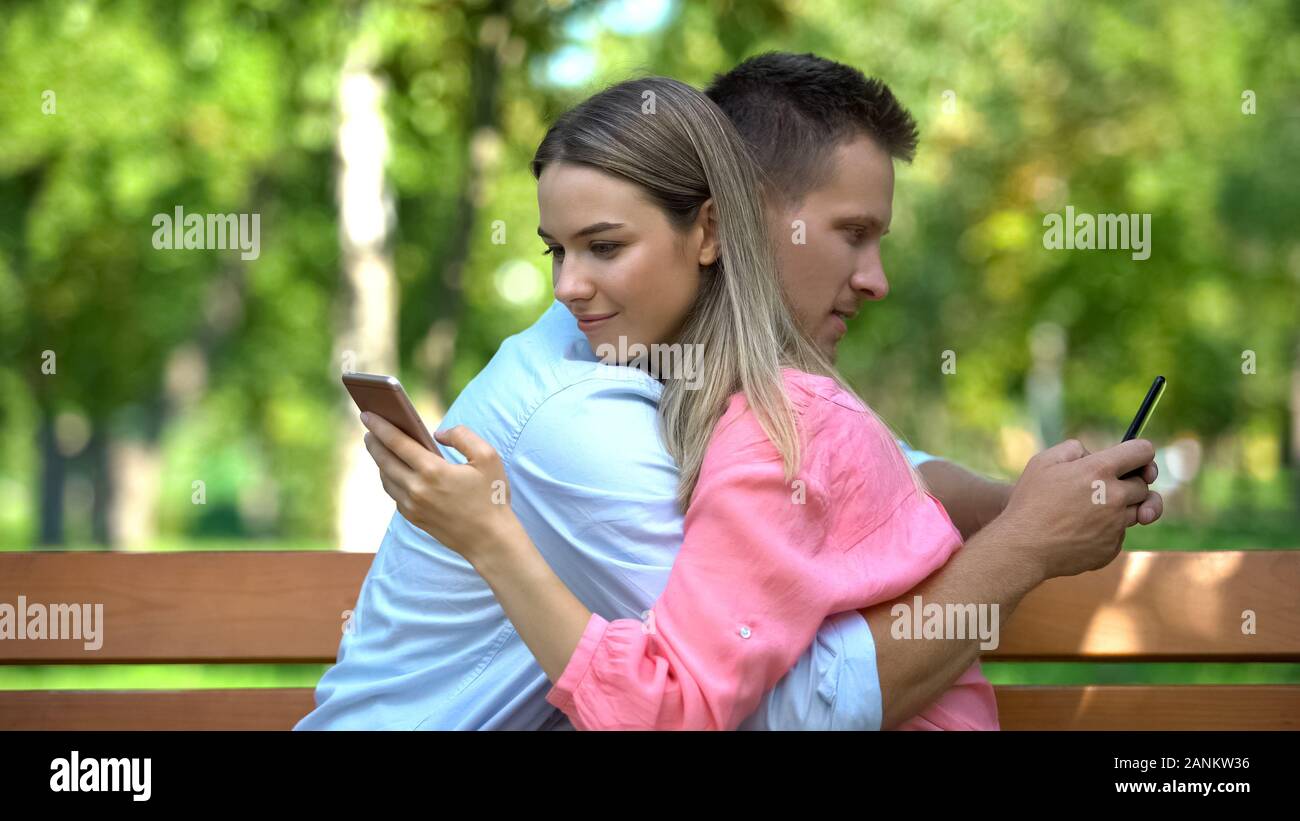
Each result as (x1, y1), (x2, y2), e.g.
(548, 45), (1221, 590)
(341, 372), (440, 454)
(1120, 375), (1166, 478)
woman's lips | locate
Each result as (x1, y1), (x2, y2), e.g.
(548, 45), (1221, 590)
(830, 312), (848, 336)
(576, 312), (618, 332)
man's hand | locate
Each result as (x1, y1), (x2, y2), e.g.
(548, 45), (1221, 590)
(991, 438), (1163, 581)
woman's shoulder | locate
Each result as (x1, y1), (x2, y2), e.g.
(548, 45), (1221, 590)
(703, 369), (922, 531)
(711, 369), (905, 466)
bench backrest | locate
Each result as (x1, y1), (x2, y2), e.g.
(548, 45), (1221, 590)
(1, 550), (1297, 729)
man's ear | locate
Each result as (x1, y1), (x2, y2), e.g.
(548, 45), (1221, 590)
(696, 198), (720, 267)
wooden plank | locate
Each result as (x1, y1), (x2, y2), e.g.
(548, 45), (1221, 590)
(988, 551), (1300, 661)
(1, 551), (1296, 663)
(0, 552), (373, 663)
(1, 686), (1295, 730)
(0, 688), (318, 730)
(994, 685), (1300, 731)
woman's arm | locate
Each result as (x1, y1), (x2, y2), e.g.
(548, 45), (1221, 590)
(360, 405), (860, 729)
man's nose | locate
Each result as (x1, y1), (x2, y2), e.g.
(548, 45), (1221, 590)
(850, 251), (890, 302)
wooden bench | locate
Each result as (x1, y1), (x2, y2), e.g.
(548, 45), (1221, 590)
(1, 550), (1297, 729)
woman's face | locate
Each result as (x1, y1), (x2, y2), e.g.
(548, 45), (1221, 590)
(538, 162), (716, 360)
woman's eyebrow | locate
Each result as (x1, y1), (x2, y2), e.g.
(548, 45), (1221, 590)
(537, 222), (625, 240)
(837, 214), (887, 231)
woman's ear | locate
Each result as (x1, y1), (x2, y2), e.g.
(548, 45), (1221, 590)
(696, 198), (720, 267)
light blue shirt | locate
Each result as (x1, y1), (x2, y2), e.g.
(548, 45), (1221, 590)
(296, 302), (938, 730)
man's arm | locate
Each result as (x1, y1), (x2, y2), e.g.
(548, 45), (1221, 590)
(866, 439), (1162, 728)
(862, 514), (1040, 728)
(916, 459), (1014, 542)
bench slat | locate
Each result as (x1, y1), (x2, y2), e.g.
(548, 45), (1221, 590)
(1, 686), (1295, 730)
(988, 550), (1300, 661)
(0, 552), (373, 663)
(1, 550), (1296, 663)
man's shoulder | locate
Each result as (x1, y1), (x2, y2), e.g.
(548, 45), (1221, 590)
(445, 302), (667, 464)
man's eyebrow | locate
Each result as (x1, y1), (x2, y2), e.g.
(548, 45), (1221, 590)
(537, 222), (625, 240)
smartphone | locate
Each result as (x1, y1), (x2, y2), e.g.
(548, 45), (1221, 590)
(1120, 375), (1166, 478)
(341, 372), (439, 453)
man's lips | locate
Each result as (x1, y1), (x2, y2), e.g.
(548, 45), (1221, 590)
(575, 312), (618, 331)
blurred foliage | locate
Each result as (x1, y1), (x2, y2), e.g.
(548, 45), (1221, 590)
(0, 0), (1297, 547)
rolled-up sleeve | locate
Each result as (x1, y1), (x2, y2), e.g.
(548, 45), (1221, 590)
(738, 609), (883, 731)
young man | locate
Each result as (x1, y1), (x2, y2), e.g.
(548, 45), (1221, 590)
(297, 55), (1162, 731)
(707, 53), (1019, 543)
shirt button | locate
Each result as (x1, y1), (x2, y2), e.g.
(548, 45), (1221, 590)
(738, 626), (752, 639)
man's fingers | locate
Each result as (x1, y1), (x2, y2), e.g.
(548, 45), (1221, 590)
(1141, 461), (1158, 484)
(1115, 476), (1150, 507)
(1037, 438), (1090, 466)
(364, 431), (418, 488)
(361, 412), (431, 471)
(1136, 490), (1163, 525)
(1125, 504), (1139, 527)
(435, 425), (500, 466)
(1090, 439), (1156, 480)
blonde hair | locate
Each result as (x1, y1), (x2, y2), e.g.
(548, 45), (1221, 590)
(533, 77), (925, 511)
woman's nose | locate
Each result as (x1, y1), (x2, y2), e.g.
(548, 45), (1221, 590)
(552, 262), (596, 304)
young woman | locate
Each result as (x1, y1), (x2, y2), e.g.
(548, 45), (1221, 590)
(362, 77), (999, 730)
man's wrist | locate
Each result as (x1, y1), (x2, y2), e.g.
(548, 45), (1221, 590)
(970, 512), (1050, 596)
(978, 480), (1015, 532)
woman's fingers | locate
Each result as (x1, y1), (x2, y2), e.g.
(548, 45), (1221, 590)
(361, 412), (433, 471)
(435, 425), (501, 467)
(364, 431), (419, 489)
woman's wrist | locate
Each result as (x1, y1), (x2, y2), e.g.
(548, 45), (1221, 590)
(470, 515), (533, 579)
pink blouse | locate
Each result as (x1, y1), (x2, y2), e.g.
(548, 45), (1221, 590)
(545, 369), (999, 730)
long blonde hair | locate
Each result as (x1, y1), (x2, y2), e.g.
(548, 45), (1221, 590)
(533, 77), (923, 511)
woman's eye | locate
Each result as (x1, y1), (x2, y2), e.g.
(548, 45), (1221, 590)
(542, 245), (564, 260)
(590, 242), (621, 258)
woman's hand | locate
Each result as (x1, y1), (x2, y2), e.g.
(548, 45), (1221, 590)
(360, 411), (592, 683)
(360, 412), (523, 567)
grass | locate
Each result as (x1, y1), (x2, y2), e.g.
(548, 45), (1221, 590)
(3, 662), (1298, 692)
(0, 664), (330, 691)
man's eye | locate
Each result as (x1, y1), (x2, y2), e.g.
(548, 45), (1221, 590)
(844, 227), (867, 245)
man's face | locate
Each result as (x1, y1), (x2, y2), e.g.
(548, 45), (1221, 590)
(771, 136), (895, 360)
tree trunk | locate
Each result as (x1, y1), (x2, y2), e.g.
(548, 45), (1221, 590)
(36, 408), (65, 548)
(334, 46), (399, 553)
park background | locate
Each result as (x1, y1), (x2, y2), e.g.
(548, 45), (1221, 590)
(2, 0), (1298, 697)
